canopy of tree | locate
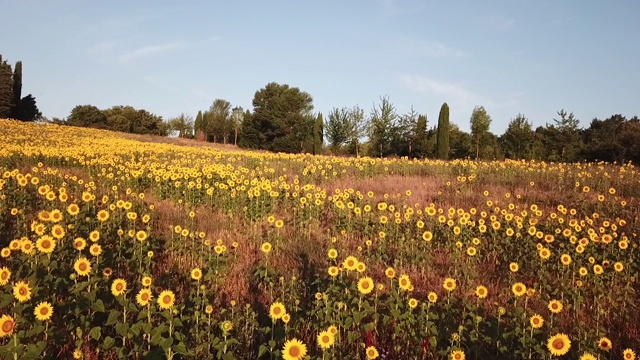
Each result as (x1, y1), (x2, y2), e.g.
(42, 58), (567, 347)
(65, 105), (166, 136)
(0, 54), (41, 121)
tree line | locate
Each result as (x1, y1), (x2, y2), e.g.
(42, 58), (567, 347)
(0, 54), (41, 121)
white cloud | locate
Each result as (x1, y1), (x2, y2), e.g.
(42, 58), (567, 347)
(118, 42), (188, 63)
(401, 75), (487, 107)
(398, 39), (467, 58)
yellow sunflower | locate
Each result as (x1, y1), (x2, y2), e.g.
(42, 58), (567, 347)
(36, 235), (56, 254)
(20, 239), (34, 255)
(261, 242), (272, 254)
(547, 333), (571, 356)
(328, 266), (340, 277)
(89, 244), (102, 257)
(428, 292), (438, 303)
(366, 345), (379, 360)
(398, 274), (412, 291)
(0, 267), (11, 286)
(450, 350), (465, 360)
(111, 279), (127, 297)
(282, 338), (307, 360)
(269, 302), (286, 320)
(357, 277), (374, 295)
(34, 301), (54, 321)
(511, 282), (527, 297)
(50, 224), (65, 239)
(530, 314), (544, 329)
(384, 267), (396, 279)
(443, 277), (457, 292)
(73, 238), (87, 251)
(623, 349), (636, 360)
(158, 290), (176, 310)
(317, 330), (335, 350)
(597, 337), (612, 351)
(0, 314), (15, 337)
(548, 299), (563, 314)
(327, 248), (338, 259)
(97, 210), (110, 222)
(74, 257), (92, 277)
(579, 352), (596, 360)
(408, 298), (419, 309)
(475, 285), (488, 299)
(13, 281), (32, 302)
(135, 288), (153, 307)
(191, 268), (203, 281)
(342, 256), (358, 271)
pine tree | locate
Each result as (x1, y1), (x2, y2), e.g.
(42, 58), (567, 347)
(436, 103), (450, 159)
(11, 61), (22, 119)
(0, 55), (13, 119)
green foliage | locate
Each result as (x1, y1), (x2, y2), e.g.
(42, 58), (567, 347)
(15, 94), (41, 122)
(414, 114), (428, 158)
(194, 111), (204, 136)
(500, 114), (538, 160)
(313, 113), (323, 155)
(368, 96), (397, 157)
(538, 110), (583, 162)
(449, 124), (472, 159)
(205, 99), (232, 143)
(436, 103), (450, 159)
(67, 105), (108, 128)
(168, 113), (194, 138)
(10, 61), (21, 119)
(326, 107), (352, 153)
(230, 106), (244, 146)
(66, 104), (165, 135)
(582, 114), (640, 164)
(241, 82), (314, 153)
(0, 55), (13, 119)
(470, 105), (492, 160)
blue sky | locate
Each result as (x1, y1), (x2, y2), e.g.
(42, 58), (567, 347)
(1, 0), (638, 133)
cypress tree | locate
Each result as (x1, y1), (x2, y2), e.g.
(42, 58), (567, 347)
(436, 102), (450, 160)
(414, 114), (428, 158)
(0, 55), (13, 119)
(313, 113), (323, 155)
(11, 61), (22, 119)
(194, 111), (203, 138)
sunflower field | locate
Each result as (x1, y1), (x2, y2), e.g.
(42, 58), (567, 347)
(0, 120), (638, 360)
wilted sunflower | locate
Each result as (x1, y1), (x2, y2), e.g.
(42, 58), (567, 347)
(282, 338), (307, 360)
(597, 337), (612, 351)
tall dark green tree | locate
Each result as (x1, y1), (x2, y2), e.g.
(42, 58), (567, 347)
(67, 105), (107, 128)
(470, 105), (492, 160)
(414, 114), (428, 158)
(15, 94), (41, 121)
(436, 102), (450, 160)
(500, 114), (537, 160)
(194, 111), (204, 137)
(241, 82), (314, 153)
(0, 55), (12, 119)
(10, 61), (22, 119)
(313, 113), (323, 155)
(239, 110), (259, 148)
(205, 98), (232, 143)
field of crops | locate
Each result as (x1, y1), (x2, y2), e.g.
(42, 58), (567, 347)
(0, 120), (638, 360)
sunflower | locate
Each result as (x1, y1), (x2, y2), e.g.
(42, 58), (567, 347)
(282, 338), (307, 360)
(135, 288), (153, 306)
(623, 349), (636, 360)
(443, 277), (457, 292)
(327, 248), (338, 259)
(560, 254), (572, 265)
(544, 299), (564, 316)
(89, 230), (100, 242)
(428, 292), (438, 303)
(614, 262), (624, 272)
(579, 352), (596, 360)
(158, 290), (175, 310)
(96, 210), (110, 222)
(111, 279), (127, 297)
(34, 301), (53, 321)
(20, 239), (34, 254)
(282, 313), (291, 324)
(357, 277), (374, 295)
(593, 264), (604, 275)
(89, 244), (102, 257)
(539, 247), (551, 260)
(0, 267), (11, 286)
(36, 235), (56, 254)
(530, 314), (544, 329)
(547, 333), (571, 356)
(397, 274), (411, 291)
(9, 240), (20, 251)
(475, 285), (488, 299)
(385, 267), (396, 279)
(74, 257), (92, 277)
(73, 238), (87, 251)
(317, 330), (335, 350)
(343, 256), (358, 271)
(72, 349), (83, 359)
(450, 350), (465, 360)
(0, 315), (15, 337)
(365, 346), (379, 360)
(356, 262), (367, 273)
(597, 337), (612, 351)
(190, 268), (203, 281)
(103, 268), (113, 277)
(408, 298), (418, 309)
(328, 266), (339, 277)
(51, 224), (65, 239)
(260, 242), (272, 254)
(67, 203), (80, 216)
(466, 247), (477, 256)
(269, 302), (286, 320)
(1, 248), (10, 258)
(509, 262), (519, 272)
(511, 282), (527, 297)
(221, 320), (233, 332)
(38, 210), (50, 222)
(205, 305), (213, 314)
(13, 281), (32, 302)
